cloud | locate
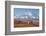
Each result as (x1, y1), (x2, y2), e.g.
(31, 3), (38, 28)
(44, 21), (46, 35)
(32, 16), (36, 19)
(28, 12), (32, 16)
(32, 16), (39, 19)
(25, 16), (28, 18)
(25, 11), (32, 17)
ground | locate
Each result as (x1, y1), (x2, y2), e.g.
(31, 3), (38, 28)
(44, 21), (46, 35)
(14, 20), (39, 28)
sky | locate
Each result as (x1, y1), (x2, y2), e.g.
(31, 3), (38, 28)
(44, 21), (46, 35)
(14, 8), (39, 18)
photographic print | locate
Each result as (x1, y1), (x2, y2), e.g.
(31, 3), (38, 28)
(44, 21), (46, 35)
(5, 1), (45, 35)
(11, 5), (43, 32)
(14, 8), (39, 27)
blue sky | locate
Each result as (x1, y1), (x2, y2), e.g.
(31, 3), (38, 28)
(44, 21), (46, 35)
(14, 8), (39, 17)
